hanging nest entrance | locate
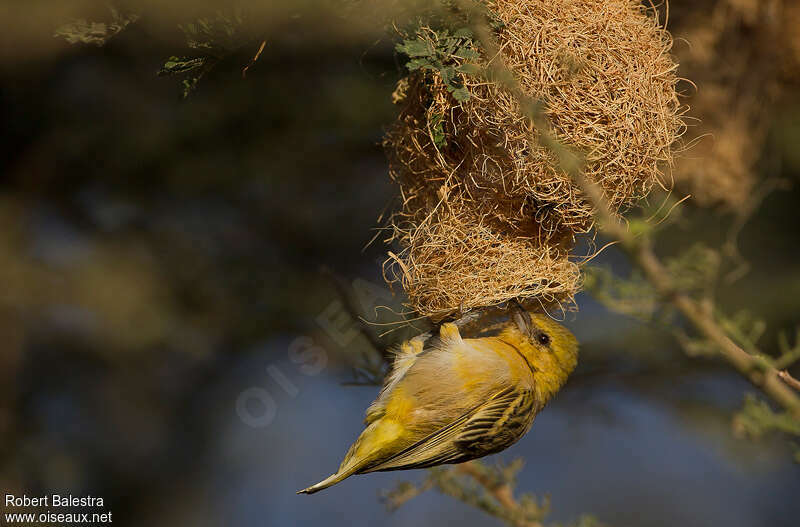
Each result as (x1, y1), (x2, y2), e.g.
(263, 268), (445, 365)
(383, 0), (685, 320)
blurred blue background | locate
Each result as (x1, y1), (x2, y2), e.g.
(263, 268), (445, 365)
(1, 2), (799, 526)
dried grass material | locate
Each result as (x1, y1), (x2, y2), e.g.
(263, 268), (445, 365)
(674, 91), (764, 209)
(385, 194), (581, 320)
(671, 0), (797, 209)
(384, 0), (682, 317)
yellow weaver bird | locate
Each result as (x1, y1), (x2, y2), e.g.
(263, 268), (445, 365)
(298, 306), (578, 494)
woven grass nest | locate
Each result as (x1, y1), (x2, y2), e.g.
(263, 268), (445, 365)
(384, 0), (684, 319)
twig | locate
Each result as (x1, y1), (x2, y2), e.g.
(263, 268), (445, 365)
(424, 460), (548, 527)
(576, 172), (800, 417)
(382, 479), (435, 511)
(778, 371), (800, 392)
(242, 39), (267, 78)
(455, 462), (542, 527)
(383, 460), (547, 526)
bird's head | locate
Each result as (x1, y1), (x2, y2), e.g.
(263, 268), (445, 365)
(505, 306), (579, 395)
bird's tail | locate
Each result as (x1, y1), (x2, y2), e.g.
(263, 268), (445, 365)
(296, 465), (360, 495)
(299, 419), (389, 494)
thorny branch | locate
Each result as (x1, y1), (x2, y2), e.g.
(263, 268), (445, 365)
(779, 371), (800, 392)
(580, 177), (800, 420)
(384, 459), (555, 527)
(453, 461), (545, 527)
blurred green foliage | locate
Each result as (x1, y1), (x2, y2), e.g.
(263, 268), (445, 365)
(54, 6), (139, 46)
(734, 394), (800, 461)
(157, 10), (254, 98)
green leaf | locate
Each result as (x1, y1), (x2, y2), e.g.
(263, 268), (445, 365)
(158, 57), (206, 76)
(440, 66), (455, 86)
(182, 77), (201, 99)
(458, 48), (481, 61)
(395, 26), (480, 103)
(406, 58), (431, 71)
(457, 63), (483, 76)
(396, 40), (431, 58)
(452, 87), (471, 101)
(429, 113), (446, 148)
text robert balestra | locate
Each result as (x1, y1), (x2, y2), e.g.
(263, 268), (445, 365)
(5, 494), (105, 507)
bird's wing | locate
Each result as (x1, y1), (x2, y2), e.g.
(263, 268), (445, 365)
(363, 386), (536, 472)
(454, 387), (537, 458)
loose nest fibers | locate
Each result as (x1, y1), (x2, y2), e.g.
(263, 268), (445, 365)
(384, 0), (684, 319)
(671, 0), (799, 210)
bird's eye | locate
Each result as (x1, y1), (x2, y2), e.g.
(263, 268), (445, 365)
(537, 332), (551, 346)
